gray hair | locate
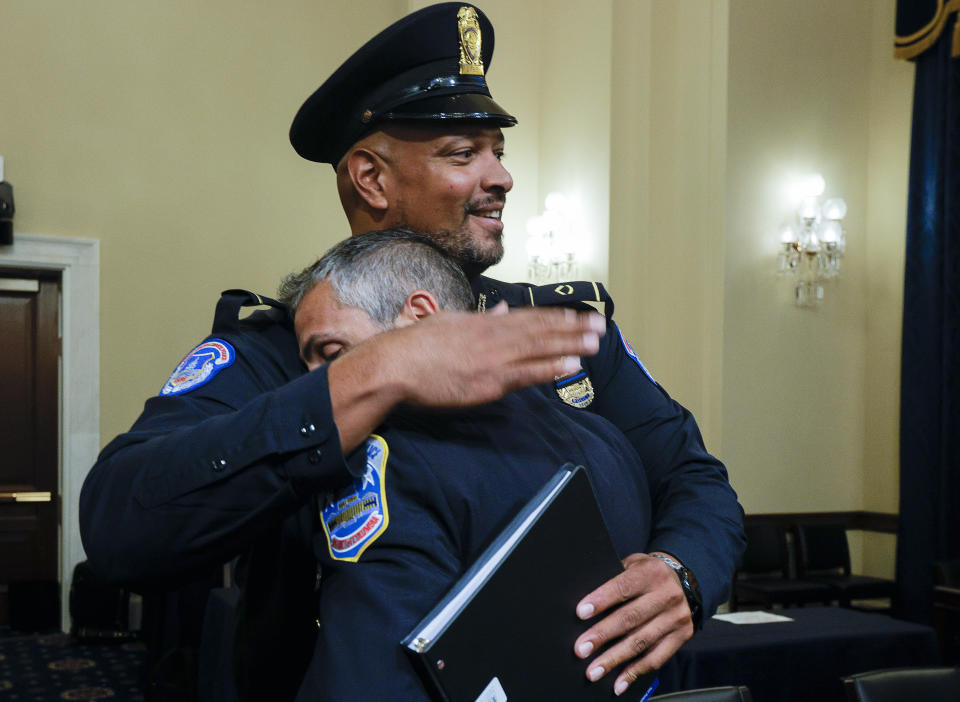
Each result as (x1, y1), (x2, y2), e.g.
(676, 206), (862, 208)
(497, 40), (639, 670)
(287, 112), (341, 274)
(278, 229), (475, 326)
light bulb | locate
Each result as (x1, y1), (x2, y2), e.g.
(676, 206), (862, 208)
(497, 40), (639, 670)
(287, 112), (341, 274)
(801, 173), (826, 198)
(822, 198), (847, 220)
(779, 224), (798, 244)
(798, 196), (820, 221)
(820, 220), (842, 244)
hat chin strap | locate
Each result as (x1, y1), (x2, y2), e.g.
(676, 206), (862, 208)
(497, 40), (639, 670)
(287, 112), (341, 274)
(359, 59), (490, 121)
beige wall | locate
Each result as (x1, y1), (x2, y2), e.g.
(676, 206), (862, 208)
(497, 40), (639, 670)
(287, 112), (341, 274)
(722, 0), (911, 575)
(610, 0), (728, 449)
(724, 0), (873, 515)
(2, 1), (913, 576)
(2, 0), (407, 443)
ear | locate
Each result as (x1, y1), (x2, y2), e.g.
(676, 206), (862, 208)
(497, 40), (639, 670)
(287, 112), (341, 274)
(346, 148), (390, 211)
(395, 289), (440, 327)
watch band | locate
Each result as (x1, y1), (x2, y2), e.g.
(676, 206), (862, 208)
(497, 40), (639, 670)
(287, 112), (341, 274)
(649, 552), (704, 628)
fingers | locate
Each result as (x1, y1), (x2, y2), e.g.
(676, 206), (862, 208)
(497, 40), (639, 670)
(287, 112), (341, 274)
(486, 300), (510, 316)
(385, 306), (607, 408)
(573, 555), (693, 695)
(583, 601), (692, 695)
(576, 556), (655, 625)
(488, 308), (604, 362)
(495, 357), (582, 395)
(485, 305), (606, 336)
(611, 631), (688, 696)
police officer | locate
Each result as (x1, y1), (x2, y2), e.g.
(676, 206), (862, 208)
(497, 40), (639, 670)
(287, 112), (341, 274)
(80, 3), (744, 698)
(284, 229), (657, 699)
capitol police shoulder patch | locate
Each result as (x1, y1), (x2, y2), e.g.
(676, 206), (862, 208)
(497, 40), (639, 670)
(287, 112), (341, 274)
(615, 324), (657, 385)
(159, 339), (236, 396)
(320, 435), (390, 562)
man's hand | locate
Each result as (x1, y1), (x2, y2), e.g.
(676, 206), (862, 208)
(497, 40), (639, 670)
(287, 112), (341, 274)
(329, 302), (606, 452)
(573, 553), (695, 696)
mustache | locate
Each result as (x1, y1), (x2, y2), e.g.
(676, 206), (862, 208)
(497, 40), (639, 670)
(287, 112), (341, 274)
(465, 192), (507, 213)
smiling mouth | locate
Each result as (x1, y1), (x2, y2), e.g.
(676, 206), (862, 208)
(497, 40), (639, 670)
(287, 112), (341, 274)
(469, 209), (501, 220)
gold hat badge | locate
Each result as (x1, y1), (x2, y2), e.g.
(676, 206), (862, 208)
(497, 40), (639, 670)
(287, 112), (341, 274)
(457, 6), (483, 76)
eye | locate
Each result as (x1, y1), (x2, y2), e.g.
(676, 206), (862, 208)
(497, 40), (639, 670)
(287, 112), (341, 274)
(495, 150), (506, 161)
(320, 343), (343, 362)
(303, 341), (343, 366)
(453, 148), (475, 159)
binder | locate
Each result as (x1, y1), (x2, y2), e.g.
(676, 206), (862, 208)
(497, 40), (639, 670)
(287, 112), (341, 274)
(402, 464), (659, 701)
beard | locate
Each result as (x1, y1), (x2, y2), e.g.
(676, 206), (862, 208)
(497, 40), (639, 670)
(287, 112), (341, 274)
(392, 192), (507, 278)
(425, 226), (504, 279)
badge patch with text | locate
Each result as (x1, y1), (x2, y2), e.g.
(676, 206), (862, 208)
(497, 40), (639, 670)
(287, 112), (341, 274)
(159, 339), (235, 396)
(554, 370), (594, 408)
(320, 435), (390, 562)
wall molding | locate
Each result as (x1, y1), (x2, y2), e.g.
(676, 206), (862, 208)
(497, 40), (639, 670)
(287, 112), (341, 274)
(0, 233), (99, 631)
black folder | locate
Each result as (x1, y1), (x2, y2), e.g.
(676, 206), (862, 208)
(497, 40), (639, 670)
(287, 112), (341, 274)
(402, 464), (659, 701)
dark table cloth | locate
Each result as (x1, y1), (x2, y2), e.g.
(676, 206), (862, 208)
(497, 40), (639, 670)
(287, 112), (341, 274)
(655, 607), (939, 701)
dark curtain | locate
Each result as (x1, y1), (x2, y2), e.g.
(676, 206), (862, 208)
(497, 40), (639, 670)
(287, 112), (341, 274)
(896, 11), (960, 625)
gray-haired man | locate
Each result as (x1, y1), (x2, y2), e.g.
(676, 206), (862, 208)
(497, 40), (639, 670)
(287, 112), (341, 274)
(267, 229), (657, 698)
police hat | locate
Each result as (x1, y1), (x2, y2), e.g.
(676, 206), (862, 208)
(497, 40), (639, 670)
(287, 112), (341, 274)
(290, 3), (517, 165)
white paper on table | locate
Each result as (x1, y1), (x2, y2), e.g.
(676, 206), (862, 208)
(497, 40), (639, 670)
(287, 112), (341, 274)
(712, 611), (795, 624)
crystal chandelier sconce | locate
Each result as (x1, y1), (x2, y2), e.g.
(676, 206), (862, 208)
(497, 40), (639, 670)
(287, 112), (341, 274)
(777, 174), (847, 307)
(525, 192), (579, 285)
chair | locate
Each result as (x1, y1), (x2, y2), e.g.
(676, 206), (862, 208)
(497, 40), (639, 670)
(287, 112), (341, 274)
(934, 559), (960, 664)
(842, 666), (960, 702)
(730, 523), (833, 610)
(934, 559), (960, 587)
(653, 685), (753, 701)
(797, 523), (895, 608)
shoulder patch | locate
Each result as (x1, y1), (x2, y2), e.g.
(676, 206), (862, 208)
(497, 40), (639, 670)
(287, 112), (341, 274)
(320, 435), (390, 562)
(159, 339), (236, 396)
(615, 325), (657, 385)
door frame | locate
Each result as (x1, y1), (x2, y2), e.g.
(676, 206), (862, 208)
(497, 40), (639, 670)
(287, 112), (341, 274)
(0, 233), (99, 631)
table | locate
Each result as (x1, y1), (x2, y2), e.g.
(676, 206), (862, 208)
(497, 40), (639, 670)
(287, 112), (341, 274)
(655, 607), (939, 701)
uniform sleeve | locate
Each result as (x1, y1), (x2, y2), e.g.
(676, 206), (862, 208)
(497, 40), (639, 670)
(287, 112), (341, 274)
(583, 320), (746, 617)
(80, 356), (356, 587)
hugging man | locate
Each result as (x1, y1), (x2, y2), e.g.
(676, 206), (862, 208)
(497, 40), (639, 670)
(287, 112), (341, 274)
(277, 228), (656, 698)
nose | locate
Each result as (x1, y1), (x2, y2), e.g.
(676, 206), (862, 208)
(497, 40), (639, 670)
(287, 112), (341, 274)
(482, 152), (513, 194)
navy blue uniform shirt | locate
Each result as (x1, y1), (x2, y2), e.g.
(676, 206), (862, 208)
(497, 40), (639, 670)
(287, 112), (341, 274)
(79, 278), (744, 699)
(302, 391), (652, 700)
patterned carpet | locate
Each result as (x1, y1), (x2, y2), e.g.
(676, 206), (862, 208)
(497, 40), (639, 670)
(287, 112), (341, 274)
(0, 630), (145, 701)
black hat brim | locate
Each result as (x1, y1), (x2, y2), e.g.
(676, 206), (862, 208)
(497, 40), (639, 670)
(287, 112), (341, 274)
(383, 93), (517, 125)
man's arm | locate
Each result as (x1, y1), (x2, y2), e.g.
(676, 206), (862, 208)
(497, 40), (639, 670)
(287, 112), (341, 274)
(80, 302), (605, 585)
(572, 319), (745, 695)
(80, 361), (352, 586)
(329, 301), (605, 452)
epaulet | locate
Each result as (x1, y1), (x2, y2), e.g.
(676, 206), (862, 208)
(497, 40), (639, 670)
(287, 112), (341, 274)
(525, 280), (614, 320)
(213, 289), (290, 334)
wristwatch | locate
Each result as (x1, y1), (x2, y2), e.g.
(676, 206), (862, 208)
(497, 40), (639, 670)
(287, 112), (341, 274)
(650, 552), (704, 629)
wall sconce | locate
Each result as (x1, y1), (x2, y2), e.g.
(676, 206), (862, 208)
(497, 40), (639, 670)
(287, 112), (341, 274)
(525, 192), (579, 284)
(777, 174), (847, 307)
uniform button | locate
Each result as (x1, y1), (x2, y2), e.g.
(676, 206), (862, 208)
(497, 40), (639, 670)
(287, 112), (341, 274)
(299, 423), (316, 437)
(307, 448), (323, 465)
(211, 458), (227, 472)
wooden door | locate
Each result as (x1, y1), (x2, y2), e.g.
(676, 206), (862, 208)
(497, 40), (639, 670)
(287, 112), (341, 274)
(0, 271), (60, 625)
